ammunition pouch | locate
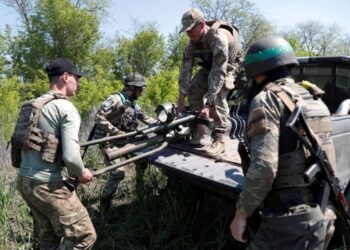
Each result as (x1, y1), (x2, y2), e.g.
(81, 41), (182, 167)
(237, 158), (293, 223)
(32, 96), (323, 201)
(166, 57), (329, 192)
(263, 188), (315, 214)
(260, 204), (327, 250)
(41, 132), (60, 163)
(273, 151), (309, 189)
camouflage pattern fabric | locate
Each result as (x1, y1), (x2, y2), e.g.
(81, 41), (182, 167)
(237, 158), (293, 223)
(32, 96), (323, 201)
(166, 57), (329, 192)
(95, 92), (155, 210)
(95, 92), (155, 138)
(187, 68), (229, 132)
(248, 204), (327, 250)
(236, 77), (336, 248)
(18, 176), (96, 250)
(178, 24), (243, 131)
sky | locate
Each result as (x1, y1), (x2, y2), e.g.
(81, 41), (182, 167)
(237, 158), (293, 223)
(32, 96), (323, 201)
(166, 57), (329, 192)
(0, 0), (350, 39)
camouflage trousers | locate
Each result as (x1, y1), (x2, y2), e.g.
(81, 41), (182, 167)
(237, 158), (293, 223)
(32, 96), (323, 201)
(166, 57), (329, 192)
(18, 176), (97, 250)
(247, 204), (335, 250)
(100, 145), (128, 211)
(188, 68), (230, 133)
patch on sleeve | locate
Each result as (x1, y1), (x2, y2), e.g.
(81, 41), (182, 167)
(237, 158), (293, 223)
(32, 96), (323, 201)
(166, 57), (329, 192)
(247, 107), (267, 138)
(101, 96), (116, 112)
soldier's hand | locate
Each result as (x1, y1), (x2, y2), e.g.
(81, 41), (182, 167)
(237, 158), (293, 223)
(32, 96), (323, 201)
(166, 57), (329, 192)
(79, 169), (94, 184)
(200, 105), (210, 118)
(111, 128), (125, 136)
(230, 208), (248, 243)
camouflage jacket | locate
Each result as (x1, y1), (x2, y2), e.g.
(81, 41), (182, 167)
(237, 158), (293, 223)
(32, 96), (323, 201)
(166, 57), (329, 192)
(236, 77), (334, 216)
(178, 21), (243, 105)
(95, 92), (155, 137)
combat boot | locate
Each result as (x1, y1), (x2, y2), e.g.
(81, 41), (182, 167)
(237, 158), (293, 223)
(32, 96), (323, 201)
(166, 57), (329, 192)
(206, 132), (225, 157)
(100, 169), (125, 213)
(189, 124), (206, 147)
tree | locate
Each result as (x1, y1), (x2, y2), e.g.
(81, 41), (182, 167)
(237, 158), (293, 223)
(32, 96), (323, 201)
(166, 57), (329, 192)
(163, 27), (188, 69)
(281, 21), (343, 56)
(139, 68), (179, 112)
(335, 34), (350, 55)
(317, 24), (341, 56)
(0, 31), (6, 77)
(285, 34), (310, 56)
(4, 0), (102, 81)
(0, 78), (21, 142)
(87, 40), (118, 81)
(115, 23), (165, 77)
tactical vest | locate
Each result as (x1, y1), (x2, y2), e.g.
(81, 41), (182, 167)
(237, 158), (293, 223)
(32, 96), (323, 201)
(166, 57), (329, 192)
(264, 81), (335, 189)
(193, 20), (241, 68)
(117, 99), (139, 132)
(10, 93), (65, 168)
(94, 93), (139, 139)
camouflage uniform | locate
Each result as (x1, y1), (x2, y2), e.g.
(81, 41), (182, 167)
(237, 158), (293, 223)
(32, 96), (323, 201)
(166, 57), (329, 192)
(179, 24), (243, 125)
(237, 78), (336, 249)
(232, 37), (336, 249)
(179, 9), (243, 154)
(95, 90), (155, 210)
(18, 177), (96, 249)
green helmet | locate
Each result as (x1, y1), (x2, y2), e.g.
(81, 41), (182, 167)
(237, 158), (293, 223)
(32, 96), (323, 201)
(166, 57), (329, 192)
(244, 37), (299, 79)
(124, 72), (147, 87)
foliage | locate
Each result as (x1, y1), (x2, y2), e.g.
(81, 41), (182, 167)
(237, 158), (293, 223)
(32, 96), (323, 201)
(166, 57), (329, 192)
(164, 28), (188, 69)
(115, 24), (166, 77)
(0, 78), (21, 142)
(286, 35), (312, 57)
(0, 31), (6, 75)
(72, 77), (122, 118)
(88, 41), (118, 81)
(6, 0), (101, 81)
(138, 68), (179, 114)
(0, 173), (35, 250)
(281, 21), (344, 56)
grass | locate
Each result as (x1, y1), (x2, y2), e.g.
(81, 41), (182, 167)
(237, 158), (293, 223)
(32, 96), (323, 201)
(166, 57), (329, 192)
(1, 142), (349, 249)
(0, 160), (242, 250)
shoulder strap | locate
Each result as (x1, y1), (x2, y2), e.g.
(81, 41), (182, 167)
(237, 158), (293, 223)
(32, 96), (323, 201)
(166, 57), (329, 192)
(264, 82), (323, 146)
(31, 93), (65, 127)
(264, 82), (296, 113)
(117, 93), (126, 104)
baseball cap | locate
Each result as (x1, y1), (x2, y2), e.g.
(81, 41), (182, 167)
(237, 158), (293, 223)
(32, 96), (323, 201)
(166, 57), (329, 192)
(179, 8), (204, 33)
(45, 58), (85, 77)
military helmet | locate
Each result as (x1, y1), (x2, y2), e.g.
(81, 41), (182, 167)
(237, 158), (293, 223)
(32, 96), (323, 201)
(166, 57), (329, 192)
(124, 72), (147, 87)
(244, 37), (299, 79)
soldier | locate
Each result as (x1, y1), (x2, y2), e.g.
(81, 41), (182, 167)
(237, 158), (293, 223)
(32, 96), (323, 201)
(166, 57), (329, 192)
(16, 58), (96, 249)
(178, 8), (244, 157)
(230, 37), (336, 249)
(94, 72), (155, 214)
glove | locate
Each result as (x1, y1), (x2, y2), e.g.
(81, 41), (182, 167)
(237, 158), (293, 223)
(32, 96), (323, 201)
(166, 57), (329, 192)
(111, 127), (126, 136)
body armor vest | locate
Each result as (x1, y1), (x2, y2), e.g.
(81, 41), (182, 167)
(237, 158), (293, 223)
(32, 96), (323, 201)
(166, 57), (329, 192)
(10, 93), (65, 167)
(193, 20), (243, 70)
(94, 93), (139, 140)
(264, 81), (335, 189)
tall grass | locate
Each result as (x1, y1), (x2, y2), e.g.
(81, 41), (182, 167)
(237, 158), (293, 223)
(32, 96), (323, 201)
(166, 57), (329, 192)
(0, 112), (242, 249)
(0, 165), (240, 249)
(0, 174), (35, 250)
